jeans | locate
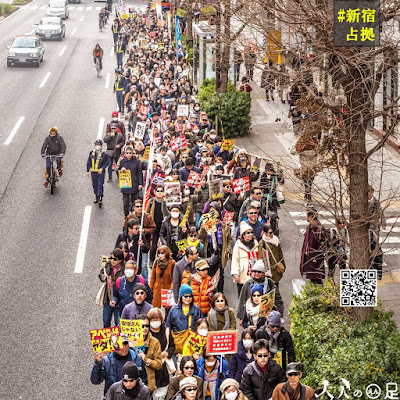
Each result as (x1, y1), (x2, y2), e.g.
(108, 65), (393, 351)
(107, 156), (115, 179)
(303, 175), (315, 202)
(46, 157), (61, 178)
(91, 171), (105, 197)
(116, 52), (123, 69)
(140, 251), (149, 283)
(123, 192), (139, 216)
(103, 302), (120, 328)
(116, 91), (124, 113)
(237, 283), (243, 298)
(195, 212), (202, 227)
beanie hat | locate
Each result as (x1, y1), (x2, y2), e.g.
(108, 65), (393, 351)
(179, 283), (193, 298)
(195, 259), (209, 270)
(267, 310), (282, 326)
(179, 376), (198, 391)
(112, 111), (119, 117)
(251, 284), (264, 295)
(122, 362), (139, 380)
(240, 221), (253, 236)
(209, 202), (221, 213)
(220, 379), (239, 394)
(134, 283), (147, 294)
(252, 260), (266, 272)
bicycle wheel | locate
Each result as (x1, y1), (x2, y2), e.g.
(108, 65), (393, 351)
(50, 169), (56, 195)
(96, 59), (100, 77)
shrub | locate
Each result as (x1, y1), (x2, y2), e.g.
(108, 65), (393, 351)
(200, 5), (215, 17)
(289, 281), (400, 398)
(0, 3), (15, 15)
(177, 8), (186, 19)
(198, 78), (251, 138)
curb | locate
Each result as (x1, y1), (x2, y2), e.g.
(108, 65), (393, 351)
(0, 5), (18, 20)
(372, 127), (400, 154)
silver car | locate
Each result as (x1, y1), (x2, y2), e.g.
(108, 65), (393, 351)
(46, 0), (69, 19)
(35, 17), (66, 40)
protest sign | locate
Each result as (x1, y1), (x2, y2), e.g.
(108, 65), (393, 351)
(139, 105), (149, 116)
(120, 319), (144, 347)
(179, 203), (192, 227)
(247, 251), (259, 275)
(152, 171), (166, 187)
(134, 121), (147, 140)
(165, 181), (182, 207)
(206, 268), (220, 296)
(221, 139), (235, 152)
(251, 157), (261, 172)
(222, 211), (234, 227)
(170, 137), (180, 152)
(175, 239), (189, 251)
(186, 330), (208, 354)
(262, 249), (272, 278)
(187, 170), (202, 189)
(201, 165), (210, 176)
(180, 135), (187, 148)
(141, 146), (150, 161)
(258, 289), (276, 317)
(209, 179), (223, 200)
(206, 330), (238, 355)
(154, 77), (161, 88)
(177, 104), (189, 117)
(232, 176), (250, 195)
(165, 98), (175, 108)
(161, 289), (177, 307)
(273, 350), (283, 367)
(202, 210), (218, 234)
(119, 170), (132, 189)
(90, 326), (121, 354)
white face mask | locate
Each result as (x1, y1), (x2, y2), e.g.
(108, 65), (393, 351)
(210, 135), (216, 140)
(225, 392), (238, 400)
(198, 329), (208, 337)
(184, 189), (190, 196)
(125, 269), (135, 278)
(144, 101), (149, 105)
(95, 145), (102, 151)
(171, 211), (180, 219)
(194, 107), (200, 111)
(150, 320), (162, 329)
(205, 360), (215, 366)
(243, 339), (254, 349)
(201, 157), (206, 162)
(112, 117), (118, 121)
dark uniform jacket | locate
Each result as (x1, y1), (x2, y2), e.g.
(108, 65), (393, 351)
(41, 134), (66, 155)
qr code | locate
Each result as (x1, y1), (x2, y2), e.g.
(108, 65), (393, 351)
(340, 270), (377, 307)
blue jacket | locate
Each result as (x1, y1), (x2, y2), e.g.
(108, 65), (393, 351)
(179, 166), (200, 184)
(118, 157), (143, 193)
(195, 356), (228, 400)
(87, 150), (109, 173)
(165, 302), (202, 332)
(228, 340), (254, 384)
(90, 349), (145, 394)
(112, 275), (153, 315)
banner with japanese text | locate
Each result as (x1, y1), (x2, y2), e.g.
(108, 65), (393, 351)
(90, 326), (121, 354)
(206, 330), (238, 355)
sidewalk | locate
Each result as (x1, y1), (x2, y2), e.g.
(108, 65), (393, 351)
(234, 76), (400, 328)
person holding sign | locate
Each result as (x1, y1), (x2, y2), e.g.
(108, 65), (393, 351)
(242, 285), (266, 331)
(255, 311), (295, 371)
(182, 318), (209, 359)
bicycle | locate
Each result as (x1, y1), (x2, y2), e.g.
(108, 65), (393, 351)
(95, 56), (101, 77)
(99, 16), (104, 32)
(42, 155), (63, 195)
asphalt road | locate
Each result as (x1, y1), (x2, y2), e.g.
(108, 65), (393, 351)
(0, 1), (298, 398)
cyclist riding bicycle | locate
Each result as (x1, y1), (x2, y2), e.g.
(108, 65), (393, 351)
(93, 44), (104, 70)
(98, 9), (106, 30)
(41, 126), (66, 188)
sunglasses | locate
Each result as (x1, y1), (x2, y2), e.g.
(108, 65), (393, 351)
(288, 373), (301, 377)
(135, 291), (145, 295)
(215, 299), (225, 303)
(110, 257), (118, 261)
(156, 190), (164, 193)
(189, 234), (197, 237)
(252, 294), (261, 297)
(125, 152), (133, 154)
(142, 324), (150, 328)
(197, 268), (209, 271)
(244, 231), (253, 235)
(256, 354), (269, 358)
(254, 192), (262, 195)
(248, 212), (258, 215)
(224, 185), (232, 188)
(185, 388), (197, 392)
(267, 231), (274, 234)
(183, 294), (193, 298)
(123, 378), (136, 383)
(270, 325), (280, 328)
(135, 205), (143, 208)
(183, 366), (195, 370)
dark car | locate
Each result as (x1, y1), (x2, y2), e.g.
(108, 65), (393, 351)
(35, 17), (66, 40)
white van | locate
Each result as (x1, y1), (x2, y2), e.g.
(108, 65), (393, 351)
(46, 0), (69, 19)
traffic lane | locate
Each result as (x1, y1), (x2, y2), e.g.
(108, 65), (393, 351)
(0, 16), (124, 399)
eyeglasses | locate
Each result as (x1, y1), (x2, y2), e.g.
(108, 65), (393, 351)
(252, 294), (261, 297)
(270, 325), (280, 328)
(224, 185), (232, 189)
(135, 205), (143, 208)
(288, 373), (301, 377)
(110, 257), (118, 261)
(156, 189), (164, 193)
(125, 152), (133, 154)
(254, 192), (262, 196)
(142, 324), (150, 328)
(248, 212), (258, 215)
(183, 366), (195, 370)
(267, 231), (274, 235)
(256, 354), (269, 358)
(123, 378), (136, 383)
(185, 388), (197, 392)
(244, 231), (253, 235)
(189, 234), (197, 238)
(135, 291), (146, 295)
(196, 268), (209, 271)
(183, 294), (193, 298)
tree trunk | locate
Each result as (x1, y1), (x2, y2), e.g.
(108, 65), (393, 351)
(185, 0), (193, 46)
(215, 4), (221, 92)
(346, 78), (373, 323)
(218, 0), (231, 93)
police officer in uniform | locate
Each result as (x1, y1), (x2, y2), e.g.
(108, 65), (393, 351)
(111, 18), (120, 43)
(114, 68), (125, 115)
(86, 139), (109, 207)
(114, 36), (126, 70)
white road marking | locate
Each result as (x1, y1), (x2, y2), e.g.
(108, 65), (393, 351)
(386, 217), (399, 224)
(86, 6), (92, 10)
(110, 46), (114, 57)
(74, 206), (92, 273)
(95, 6), (101, 10)
(383, 248), (400, 255)
(30, 5), (38, 9)
(71, 27), (77, 36)
(289, 210), (349, 218)
(4, 117), (25, 146)
(80, 15), (84, 21)
(0, 7), (22, 23)
(105, 72), (110, 89)
(59, 45), (67, 56)
(39, 72), (51, 88)
(40, 5), (45, 9)
(78, 6), (83, 10)
(69, 6), (75, 9)
(97, 117), (105, 140)
(380, 236), (400, 244)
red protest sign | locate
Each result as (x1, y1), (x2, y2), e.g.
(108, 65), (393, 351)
(206, 330), (238, 355)
(161, 289), (176, 308)
(139, 105), (149, 116)
(187, 170), (202, 189)
(170, 137), (180, 152)
(180, 135), (187, 148)
(247, 251), (259, 275)
(232, 177), (250, 195)
(201, 165), (210, 176)
(222, 211), (234, 227)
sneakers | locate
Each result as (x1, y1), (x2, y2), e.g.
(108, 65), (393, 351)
(44, 180), (49, 188)
(94, 196), (98, 204)
(98, 196), (103, 207)
(58, 168), (63, 177)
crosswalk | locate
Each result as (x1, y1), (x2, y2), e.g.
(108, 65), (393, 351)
(22, 4), (103, 10)
(289, 210), (400, 259)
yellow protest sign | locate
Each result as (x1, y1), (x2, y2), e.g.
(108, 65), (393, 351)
(90, 327), (121, 354)
(121, 13), (129, 19)
(273, 349), (282, 367)
(221, 139), (235, 152)
(119, 170), (132, 189)
(120, 319), (144, 347)
(176, 239), (189, 252)
(258, 289), (276, 317)
(187, 330), (208, 353)
(179, 203), (192, 227)
(141, 146), (150, 161)
(202, 210), (218, 234)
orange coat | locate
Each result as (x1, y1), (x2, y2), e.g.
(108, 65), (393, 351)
(149, 258), (175, 308)
(181, 271), (212, 315)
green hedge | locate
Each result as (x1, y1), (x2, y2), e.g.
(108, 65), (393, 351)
(0, 3), (15, 15)
(289, 282), (400, 398)
(198, 78), (251, 138)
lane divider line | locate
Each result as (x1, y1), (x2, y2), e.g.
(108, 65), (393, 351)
(77, 6), (83, 10)
(80, 15), (84, 21)
(109, 46), (114, 57)
(59, 45), (67, 56)
(39, 72), (51, 88)
(74, 205), (92, 274)
(105, 72), (110, 89)
(97, 117), (105, 140)
(71, 27), (77, 36)
(86, 6), (92, 10)
(4, 116), (25, 146)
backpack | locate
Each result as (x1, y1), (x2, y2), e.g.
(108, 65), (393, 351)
(116, 275), (145, 290)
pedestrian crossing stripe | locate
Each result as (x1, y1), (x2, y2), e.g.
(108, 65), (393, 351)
(86, 6), (93, 10)
(95, 6), (101, 10)
(69, 6), (75, 9)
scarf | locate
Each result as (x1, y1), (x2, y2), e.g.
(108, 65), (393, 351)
(243, 238), (255, 250)
(266, 326), (280, 354)
(123, 380), (142, 398)
(157, 258), (169, 277)
(208, 223), (223, 246)
(262, 233), (280, 247)
(187, 238), (199, 248)
(208, 306), (230, 331)
(287, 383), (301, 400)
(245, 298), (260, 326)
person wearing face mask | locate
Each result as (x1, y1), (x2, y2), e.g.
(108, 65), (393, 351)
(242, 285), (266, 330)
(255, 311), (295, 372)
(240, 339), (285, 400)
(98, 248), (125, 328)
(226, 149), (250, 175)
(166, 357), (203, 400)
(228, 329), (255, 384)
(120, 283), (153, 320)
(149, 245), (175, 308)
(104, 123), (125, 182)
(105, 361), (152, 400)
(91, 334), (145, 396)
(106, 111), (126, 140)
(205, 130), (217, 149)
(207, 293), (236, 332)
(87, 139), (109, 207)
(260, 163), (284, 215)
(157, 146), (172, 175)
(182, 318), (209, 359)
(112, 261), (153, 316)
(165, 284), (202, 354)
(195, 349), (228, 400)
(220, 379), (248, 400)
